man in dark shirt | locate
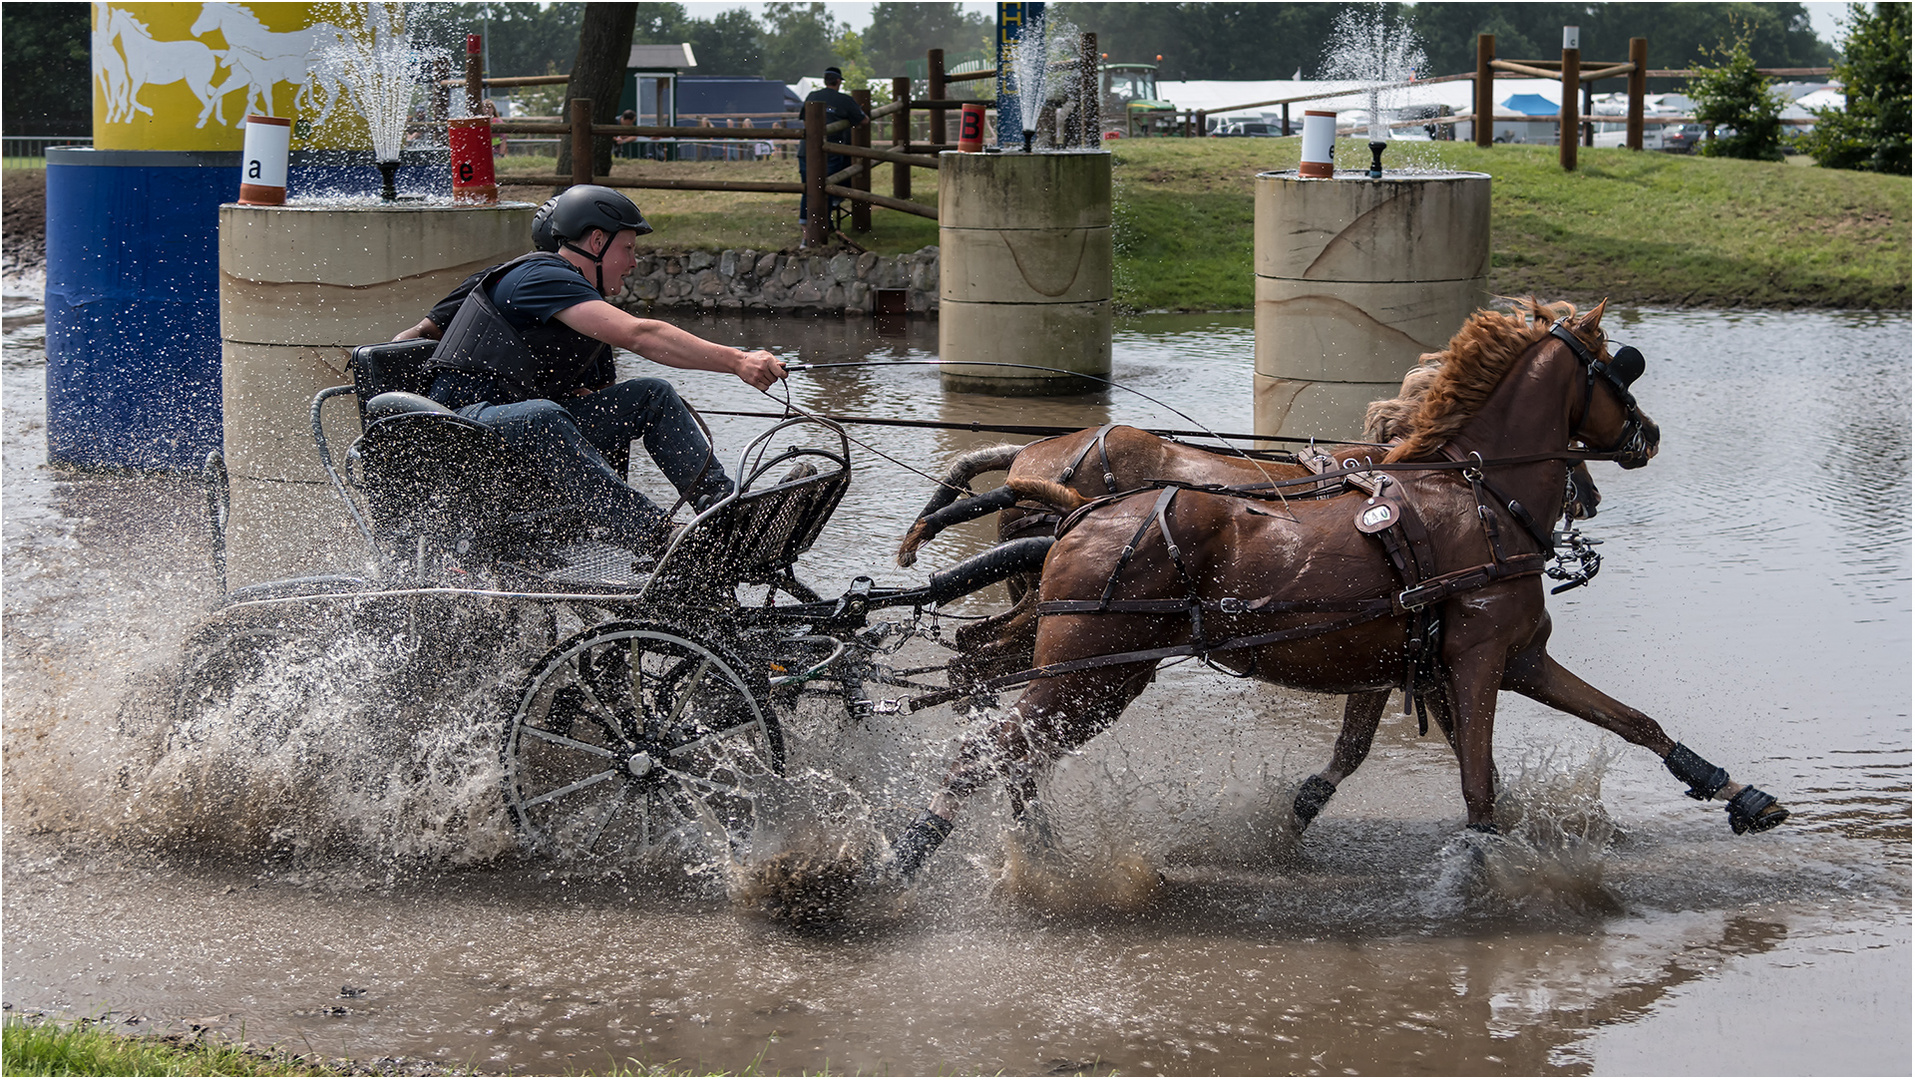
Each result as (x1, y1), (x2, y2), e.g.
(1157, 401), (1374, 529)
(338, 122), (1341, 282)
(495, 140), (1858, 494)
(393, 186), (785, 550)
(797, 66), (866, 223)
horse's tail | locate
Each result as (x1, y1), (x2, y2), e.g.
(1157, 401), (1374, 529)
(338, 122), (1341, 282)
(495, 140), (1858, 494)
(897, 443), (1025, 567)
(1005, 478), (1088, 513)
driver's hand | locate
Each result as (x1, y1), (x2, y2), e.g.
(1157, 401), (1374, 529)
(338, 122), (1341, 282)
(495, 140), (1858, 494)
(736, 349), (786, 392)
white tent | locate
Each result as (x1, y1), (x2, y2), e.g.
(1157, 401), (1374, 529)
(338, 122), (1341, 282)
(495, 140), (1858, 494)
(1160, 76), (1573, 141)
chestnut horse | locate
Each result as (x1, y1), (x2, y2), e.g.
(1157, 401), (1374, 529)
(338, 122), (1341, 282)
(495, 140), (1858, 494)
(882, 300), (1789, 880)
(897, 361), (1602, 831)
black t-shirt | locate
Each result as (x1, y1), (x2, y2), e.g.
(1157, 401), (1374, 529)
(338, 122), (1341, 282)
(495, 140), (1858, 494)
(804, 86), (865, 145)
(425, 255), (616, 407)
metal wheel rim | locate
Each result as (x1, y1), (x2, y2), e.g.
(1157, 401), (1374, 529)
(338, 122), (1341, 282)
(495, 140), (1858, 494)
(500, 623), (781, 869)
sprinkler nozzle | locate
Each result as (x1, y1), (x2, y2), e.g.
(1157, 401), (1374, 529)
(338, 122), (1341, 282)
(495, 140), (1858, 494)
(1367, 141), (1386, 179)
(1023, 129), (1036, 154)
(377, 160), (400, 202)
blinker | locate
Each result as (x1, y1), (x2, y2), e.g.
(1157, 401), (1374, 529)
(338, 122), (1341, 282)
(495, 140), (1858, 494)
(1608, 345), (1646, 386)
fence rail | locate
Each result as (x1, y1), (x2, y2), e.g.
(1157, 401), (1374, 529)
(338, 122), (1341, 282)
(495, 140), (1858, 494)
(3, 136), (92, 160)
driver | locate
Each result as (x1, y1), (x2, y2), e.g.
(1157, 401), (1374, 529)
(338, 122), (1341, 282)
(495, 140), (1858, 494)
(394, 186), (785, 550)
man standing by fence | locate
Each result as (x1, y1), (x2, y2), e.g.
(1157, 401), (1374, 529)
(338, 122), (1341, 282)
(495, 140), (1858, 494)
(797, 66), (865, 224)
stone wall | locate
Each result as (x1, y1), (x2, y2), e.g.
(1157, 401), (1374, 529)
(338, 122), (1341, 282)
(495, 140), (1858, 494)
(613, 247), (940, 316)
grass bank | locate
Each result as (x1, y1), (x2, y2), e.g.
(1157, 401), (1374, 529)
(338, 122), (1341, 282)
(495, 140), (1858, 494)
(495, 139), (1908, 311)
(0, 1016), (341, 1076)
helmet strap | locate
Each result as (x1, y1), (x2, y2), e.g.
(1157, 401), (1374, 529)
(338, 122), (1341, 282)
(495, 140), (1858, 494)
(561, 230), (610, 295)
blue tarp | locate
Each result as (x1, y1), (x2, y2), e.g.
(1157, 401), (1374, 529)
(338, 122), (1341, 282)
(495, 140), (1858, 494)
(1502, 93), (1561, 116)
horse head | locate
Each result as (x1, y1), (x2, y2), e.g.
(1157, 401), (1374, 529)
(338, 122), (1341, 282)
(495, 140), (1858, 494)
(1557, 301), (1660, 470)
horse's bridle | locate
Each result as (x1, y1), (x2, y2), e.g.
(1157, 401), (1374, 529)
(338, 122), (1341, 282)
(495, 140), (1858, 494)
(1548, 318), (1651, 463)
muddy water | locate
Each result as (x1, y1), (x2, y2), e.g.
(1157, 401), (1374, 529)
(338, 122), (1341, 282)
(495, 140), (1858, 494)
(4, 294), (1908, 1075)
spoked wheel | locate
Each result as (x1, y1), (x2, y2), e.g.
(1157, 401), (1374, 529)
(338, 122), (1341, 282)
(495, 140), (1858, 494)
(172, 608), (340, 740)
(500, 622), (783, 869)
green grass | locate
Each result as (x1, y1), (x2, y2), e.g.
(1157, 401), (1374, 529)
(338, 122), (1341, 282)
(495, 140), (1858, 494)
(492, 138), (1908, 310)
(0, 1016), (340, 1076)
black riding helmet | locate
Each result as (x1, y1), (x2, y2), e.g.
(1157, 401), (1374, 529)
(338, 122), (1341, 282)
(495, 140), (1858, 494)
(540, 185), (653, 292)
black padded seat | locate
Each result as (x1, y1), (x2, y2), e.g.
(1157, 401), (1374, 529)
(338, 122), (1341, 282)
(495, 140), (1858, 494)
(365, 391), (456, 420)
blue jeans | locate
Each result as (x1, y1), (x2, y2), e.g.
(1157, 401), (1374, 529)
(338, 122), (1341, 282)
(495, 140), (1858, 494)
(429, 373), (731, 542)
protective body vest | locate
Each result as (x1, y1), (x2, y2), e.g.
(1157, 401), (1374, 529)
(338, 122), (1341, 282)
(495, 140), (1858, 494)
(426, 252), (611, 403)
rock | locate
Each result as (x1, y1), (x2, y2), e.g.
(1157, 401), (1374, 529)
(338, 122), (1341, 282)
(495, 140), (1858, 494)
(908, 288), (930, 312)
(632, 277), (660, 300)
(909, 260), (936, 291)
(761, 281), (788, 302)
(856, 251), (879, 279)
(634, 256), (656, 276)
(825, 283), (845, 308)
(718, 296), (743, 310)
(687, 250), (714, 271)
(829, 253), (855, 283)
(791, 280), (825, 304)
(779, 262), (803, 287)
(696, 272), (726, 297)
(756, 252), (779, 277)
(664, 257), (683, 275)
(846, 281), (869, 308)
(719, 250), (737, 276)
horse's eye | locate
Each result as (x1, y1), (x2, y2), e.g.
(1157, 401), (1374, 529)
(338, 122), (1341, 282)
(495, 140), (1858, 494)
(1609, 346), (1645, 386)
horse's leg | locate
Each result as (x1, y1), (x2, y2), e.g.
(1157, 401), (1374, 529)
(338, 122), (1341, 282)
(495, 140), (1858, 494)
(1447, 650), (1509, 830)
(888, 664), (1156, 881)
(1502, 650), (1790, 834)
(1292, 690), (1391, 829)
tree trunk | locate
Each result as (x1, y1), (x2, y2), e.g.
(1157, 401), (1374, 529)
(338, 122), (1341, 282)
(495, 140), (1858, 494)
(555, 3), (637, 180)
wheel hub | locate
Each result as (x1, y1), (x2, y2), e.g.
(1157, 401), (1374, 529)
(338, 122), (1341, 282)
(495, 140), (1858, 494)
(626, 750), (656, 778)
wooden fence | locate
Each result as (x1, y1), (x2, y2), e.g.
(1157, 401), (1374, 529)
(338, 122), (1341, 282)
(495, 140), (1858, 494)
(1192, 34), (1832, 171)
(452, 36), (1099, 244)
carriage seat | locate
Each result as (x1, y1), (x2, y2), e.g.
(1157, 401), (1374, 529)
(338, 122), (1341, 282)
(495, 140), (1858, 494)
(365, 390), (456, 421)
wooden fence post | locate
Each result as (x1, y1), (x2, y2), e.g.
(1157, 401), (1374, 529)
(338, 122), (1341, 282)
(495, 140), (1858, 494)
(1627, 37), (1648, 150)
(852, 88), (872, 232)
(1282, 101), (1290, 136)
(1196, 109), (1206, 137)
(465, 34), (485, 116)
(804, 99), (827, 246)
(1475, 33), (1495, 147)
(1079, 32), (1099, 148)
(570, 97), (593, 187)
(1560, 33), (1580, 171)
(928, 48), (947, 146)
(892, 76), (912, 199)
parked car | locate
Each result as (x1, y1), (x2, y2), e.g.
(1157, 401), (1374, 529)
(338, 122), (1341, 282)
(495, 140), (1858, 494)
(1660, 124), (1706, 154)
(1217, 120), (1287, 137)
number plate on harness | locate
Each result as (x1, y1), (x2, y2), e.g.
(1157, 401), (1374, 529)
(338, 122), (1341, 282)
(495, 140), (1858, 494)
(1355, 498), (1401, 534)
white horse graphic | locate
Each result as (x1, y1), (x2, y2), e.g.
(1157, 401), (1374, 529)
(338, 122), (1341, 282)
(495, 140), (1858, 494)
(92, 10), (134, 123)
(189, 3), (347, 128)
(107, 7), (224, 125)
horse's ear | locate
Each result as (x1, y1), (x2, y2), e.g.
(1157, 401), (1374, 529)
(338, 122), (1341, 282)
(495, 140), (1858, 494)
(1575, 298), (1608, 333)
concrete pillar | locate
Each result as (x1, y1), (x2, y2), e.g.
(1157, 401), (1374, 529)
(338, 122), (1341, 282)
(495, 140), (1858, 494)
(1253, 172), (1491, 442)
(938, 150), (1112, 394)
(218, 203), (532, 587)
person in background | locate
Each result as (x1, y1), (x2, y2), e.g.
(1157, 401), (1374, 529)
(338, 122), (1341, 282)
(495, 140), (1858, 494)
(614, 108), (639, 159)
(797, 65), (865, 224)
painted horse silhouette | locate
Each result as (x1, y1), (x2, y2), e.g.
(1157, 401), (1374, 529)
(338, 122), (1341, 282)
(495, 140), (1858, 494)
(883, 299), (1790, 880)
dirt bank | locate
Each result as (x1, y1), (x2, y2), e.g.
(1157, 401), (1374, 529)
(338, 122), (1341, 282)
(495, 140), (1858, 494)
(2, 170), (47, 278)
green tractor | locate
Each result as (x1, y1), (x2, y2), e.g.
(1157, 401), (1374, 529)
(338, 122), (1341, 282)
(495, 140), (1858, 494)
(1100, 61), (1178, 138)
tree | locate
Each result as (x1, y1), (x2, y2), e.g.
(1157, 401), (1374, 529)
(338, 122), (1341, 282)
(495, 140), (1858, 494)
(2, 3), (90, 136)
(1687, 27), (1789, 160)
(759, 2), (846, 83)
(862, 2), (993, 78)
(556, 3), (640, 179)
(682, 8), (766, 77)
(1798, 2), (1911, 173)
(437, 3), (587, 79)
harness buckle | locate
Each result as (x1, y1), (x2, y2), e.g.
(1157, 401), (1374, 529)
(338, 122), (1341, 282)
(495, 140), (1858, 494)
(1218, 596), (1246, 614)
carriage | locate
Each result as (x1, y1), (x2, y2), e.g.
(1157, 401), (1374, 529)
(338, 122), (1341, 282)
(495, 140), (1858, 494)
(179, 338), (1047, 868)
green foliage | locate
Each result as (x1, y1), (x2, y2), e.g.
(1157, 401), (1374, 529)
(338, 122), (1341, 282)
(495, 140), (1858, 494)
(1049, 2), (1835, 83)
(1686, 27), (1789, 160)
(861, 3), (994, 78)
(1, 3), (90, 136)
(1798, 2), (1911, 174)
(683, 9), (768, 78)
(759, 3), (848, 83)
(434, 3), (586, 78)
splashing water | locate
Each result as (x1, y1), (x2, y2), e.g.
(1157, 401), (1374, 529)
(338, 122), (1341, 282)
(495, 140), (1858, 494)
(1320, 7), (1427, 154)
(316, 2), (436, 164)
(1006, 12), (1085, 150)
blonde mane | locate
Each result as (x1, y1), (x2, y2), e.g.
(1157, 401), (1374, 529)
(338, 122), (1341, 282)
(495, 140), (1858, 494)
(1383, 297), (1603, 463)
